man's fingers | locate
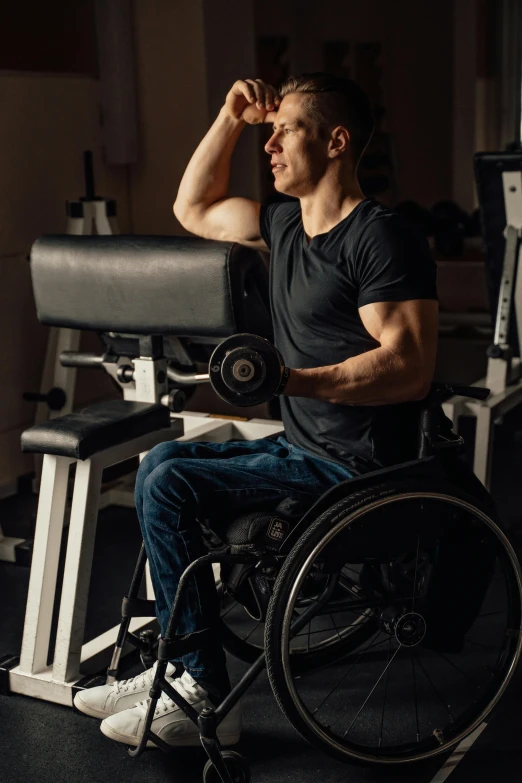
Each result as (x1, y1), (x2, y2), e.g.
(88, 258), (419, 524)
(232, 78), (281, 119)
(266, 84), (281, 109)
(240, 82), (256, 103)
(245, 79), (265, 106)
(249, 79), (280, 110)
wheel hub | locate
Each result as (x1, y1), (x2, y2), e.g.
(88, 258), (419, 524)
(381, 608), (427, 647)
(395, 612), (427, 646)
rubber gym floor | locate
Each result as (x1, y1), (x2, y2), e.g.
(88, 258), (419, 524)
(2, 414), (522, 783)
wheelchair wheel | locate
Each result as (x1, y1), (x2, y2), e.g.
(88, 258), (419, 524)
(219, 560), (377, 673)
(203, 751), (250, 783)
(265, 479), (522, 764)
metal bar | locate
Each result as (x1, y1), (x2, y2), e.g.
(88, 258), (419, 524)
(52, 459), (103, 683)
(515, 243), (522, 355)
(19, 456), (72, 675)
(164, 553), (259, 640)
(166, 366), (209, 385)
(493, 222), (518, 346)
(473, 406), (495, 489)
(214, 651), (266, 721)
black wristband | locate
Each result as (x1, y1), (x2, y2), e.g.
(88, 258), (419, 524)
(273, 365), (291, 397)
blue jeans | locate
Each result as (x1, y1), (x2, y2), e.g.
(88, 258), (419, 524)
(135, 434), (352, 702)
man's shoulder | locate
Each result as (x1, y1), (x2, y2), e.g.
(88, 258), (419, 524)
(354, 199), (430, 249)
(264, 195), (300, 217)
(354, 199), (407, 231)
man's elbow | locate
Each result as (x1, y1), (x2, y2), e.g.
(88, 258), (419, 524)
(409, 373), (432, 402)
(173, 200), (187, 225)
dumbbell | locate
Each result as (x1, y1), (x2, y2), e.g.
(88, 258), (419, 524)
(209, 334), (290, 407)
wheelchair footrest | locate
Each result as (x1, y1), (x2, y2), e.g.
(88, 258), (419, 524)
(158, 628), (213, 659)
(122, 597), (156, 617)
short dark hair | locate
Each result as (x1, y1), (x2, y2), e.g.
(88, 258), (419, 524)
(278, 72), (375, 167)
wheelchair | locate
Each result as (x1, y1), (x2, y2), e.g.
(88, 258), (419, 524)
(18, 234), (522, 783)
(109, 381), (522, 783)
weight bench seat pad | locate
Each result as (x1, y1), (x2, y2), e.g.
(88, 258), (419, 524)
(21, 400), (174, 460)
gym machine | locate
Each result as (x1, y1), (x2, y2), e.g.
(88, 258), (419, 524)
(0, 235), (282, 705)
(443, 152), (522, 489)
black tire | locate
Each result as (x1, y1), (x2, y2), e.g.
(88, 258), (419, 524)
(203, 751), (251, 783)
(265, 479), (522, 764)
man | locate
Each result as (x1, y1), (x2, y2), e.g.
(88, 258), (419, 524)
(74, 73), (438, 748)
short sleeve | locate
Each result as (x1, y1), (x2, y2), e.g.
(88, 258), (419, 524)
(259, 197), (299, 250)
(356, 215), (438, 308)
(259, 201), (281, 250)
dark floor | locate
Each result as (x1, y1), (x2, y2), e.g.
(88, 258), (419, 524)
(2, 407), (522, 783)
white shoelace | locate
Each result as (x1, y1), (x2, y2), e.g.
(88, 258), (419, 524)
(114, 668), (152, 695)
(136, 675), (201, 716)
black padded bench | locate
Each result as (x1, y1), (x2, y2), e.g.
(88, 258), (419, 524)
(21, 400), (172, 460)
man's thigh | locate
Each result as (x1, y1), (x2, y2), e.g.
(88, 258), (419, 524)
(139, 434), (289, 477)
(154, 443), (346, 531)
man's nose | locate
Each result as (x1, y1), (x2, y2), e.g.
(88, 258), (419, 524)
(264, 134), (282, 154)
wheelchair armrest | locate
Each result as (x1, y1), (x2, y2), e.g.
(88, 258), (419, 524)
(428, 383), (490, 405)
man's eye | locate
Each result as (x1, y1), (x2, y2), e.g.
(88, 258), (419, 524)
(285, 129), (293, 134)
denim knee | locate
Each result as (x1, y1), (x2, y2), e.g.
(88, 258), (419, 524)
(136, 441), (184, 499)
(140, 460), (192, 532)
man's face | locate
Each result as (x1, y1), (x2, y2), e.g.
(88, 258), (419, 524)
(264, 93), (329, 197)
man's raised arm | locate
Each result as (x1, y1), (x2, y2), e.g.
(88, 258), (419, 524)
(173, 79), (279, 249)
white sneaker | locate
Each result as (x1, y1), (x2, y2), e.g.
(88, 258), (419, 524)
(100, 671), (241, 748)
(73, 662), (176, 719)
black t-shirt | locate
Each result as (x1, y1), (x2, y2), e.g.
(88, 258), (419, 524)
(259, 197), (438, 475)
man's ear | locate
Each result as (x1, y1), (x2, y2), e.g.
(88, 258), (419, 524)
(328, 126), (350, 158)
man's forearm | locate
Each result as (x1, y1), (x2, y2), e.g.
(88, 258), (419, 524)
(283, 347), (430, 406)
(174, 108), (246, 216)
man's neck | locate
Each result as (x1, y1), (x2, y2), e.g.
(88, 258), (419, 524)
(300, 181), (365, 240)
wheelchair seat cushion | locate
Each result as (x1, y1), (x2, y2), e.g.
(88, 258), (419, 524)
(218, 511), (295, 551)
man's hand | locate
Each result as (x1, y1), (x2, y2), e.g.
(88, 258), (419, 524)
(224, 79), (280, 125)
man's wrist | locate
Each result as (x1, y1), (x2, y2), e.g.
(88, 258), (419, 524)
(274, 365), (291, 397)
(218, 106), (247, 129)
(280, 368), (300, 397)
(280, 367), (331, 400)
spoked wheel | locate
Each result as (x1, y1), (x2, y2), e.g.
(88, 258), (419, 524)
(265, 480), (522, 764)
(219, 558), (377, 673)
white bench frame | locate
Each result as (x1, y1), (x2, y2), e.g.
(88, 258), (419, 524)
(8, 412), (283, 706)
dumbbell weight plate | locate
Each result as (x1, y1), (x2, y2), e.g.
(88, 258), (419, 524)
(221, 346), (267, 394)
(209, 334), (285, 407)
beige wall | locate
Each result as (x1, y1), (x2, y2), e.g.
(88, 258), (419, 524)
(0, 73), (131, 488)
(130, 0), (207, 234)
